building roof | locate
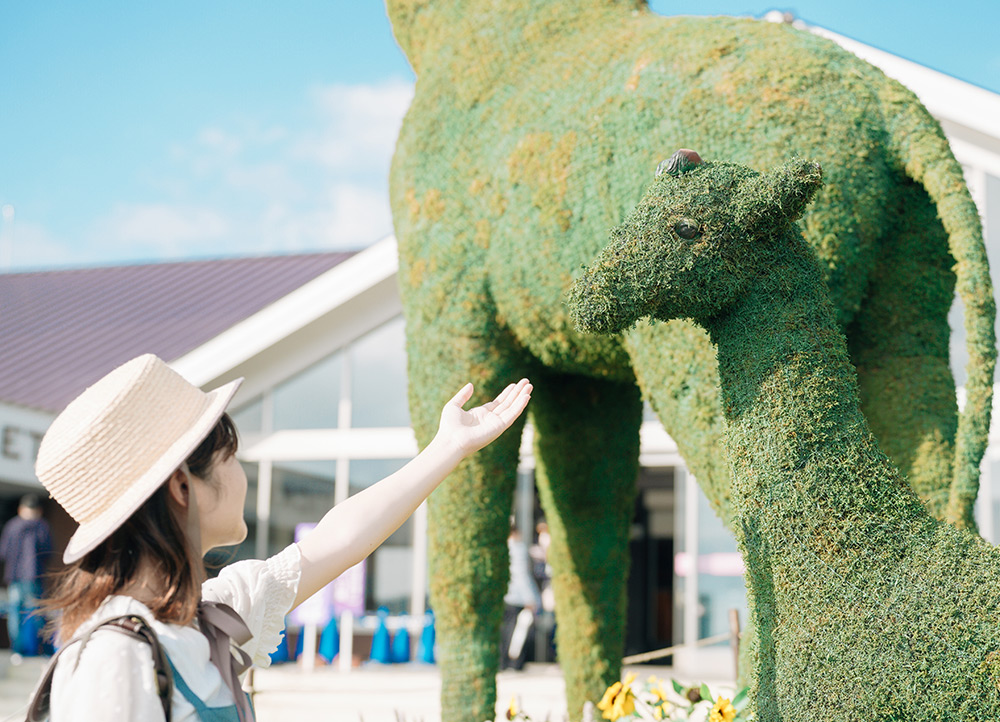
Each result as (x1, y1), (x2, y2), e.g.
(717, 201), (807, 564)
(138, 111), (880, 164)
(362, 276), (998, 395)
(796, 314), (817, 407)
(0, 251), (356, 412)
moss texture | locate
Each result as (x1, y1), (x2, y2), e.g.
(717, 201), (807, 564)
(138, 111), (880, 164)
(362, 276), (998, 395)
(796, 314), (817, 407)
(570, 156), (999, 719)
(385, 2), (993, 719)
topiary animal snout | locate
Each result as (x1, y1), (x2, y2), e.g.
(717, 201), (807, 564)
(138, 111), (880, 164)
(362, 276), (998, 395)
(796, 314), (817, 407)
(569, 152), (823, 334)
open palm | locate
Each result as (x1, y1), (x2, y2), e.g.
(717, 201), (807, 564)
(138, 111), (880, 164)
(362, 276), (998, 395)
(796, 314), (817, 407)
(437, 379), (532, 455)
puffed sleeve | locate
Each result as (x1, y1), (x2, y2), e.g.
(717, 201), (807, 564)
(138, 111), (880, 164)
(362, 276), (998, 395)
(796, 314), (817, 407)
(50, 632), (166, 722)
(201, 543), (301, 667)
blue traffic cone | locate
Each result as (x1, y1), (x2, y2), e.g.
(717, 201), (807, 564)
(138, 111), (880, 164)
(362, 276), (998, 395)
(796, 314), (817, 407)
(369, 607), (391, 664)
(319, 616), (339, 663)
(391, 623), (410, 663)
(18, 612), (42, 657)
(417, 610), (435, 664)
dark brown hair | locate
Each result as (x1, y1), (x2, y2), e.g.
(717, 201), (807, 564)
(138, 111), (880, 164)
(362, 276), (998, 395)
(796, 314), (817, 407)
(44, 413), (239, 639)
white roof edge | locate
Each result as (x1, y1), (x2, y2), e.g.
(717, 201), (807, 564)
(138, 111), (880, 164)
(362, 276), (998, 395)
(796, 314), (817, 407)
(172, 235), (399, 387)
(804, 24), (1000, 140)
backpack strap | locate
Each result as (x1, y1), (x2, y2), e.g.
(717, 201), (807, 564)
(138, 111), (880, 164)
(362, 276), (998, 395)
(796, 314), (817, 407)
(26, 615), (173, 722)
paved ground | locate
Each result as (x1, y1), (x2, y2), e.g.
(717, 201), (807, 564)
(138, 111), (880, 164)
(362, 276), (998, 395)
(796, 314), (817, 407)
(0, 652), (733, 722)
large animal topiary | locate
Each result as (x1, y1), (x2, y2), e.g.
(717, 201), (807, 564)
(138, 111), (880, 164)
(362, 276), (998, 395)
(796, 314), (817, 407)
(385, 2), (995, 719)
(569, 151), (1000, 720)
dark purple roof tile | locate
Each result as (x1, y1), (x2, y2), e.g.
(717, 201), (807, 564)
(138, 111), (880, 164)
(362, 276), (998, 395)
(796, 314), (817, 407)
(0, 252), (356, 412)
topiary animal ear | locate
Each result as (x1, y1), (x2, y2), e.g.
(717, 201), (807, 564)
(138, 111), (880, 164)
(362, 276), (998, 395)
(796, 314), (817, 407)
(656, 149), (703, 177)
(733, 157), (823, 235)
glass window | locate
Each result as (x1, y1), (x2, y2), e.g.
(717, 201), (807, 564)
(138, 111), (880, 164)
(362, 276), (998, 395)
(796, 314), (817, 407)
(349, 316), (411, 428)
(987, 173), (999, 250)
(987, 459), (1000, 545)
(230, 396), (264, 435)
(273, 353), (342, 430)
(695, 486), (746, 644)
(350, 458), (413, 612)
(674, 472), (747, 646)
(269, 460), (337, 554)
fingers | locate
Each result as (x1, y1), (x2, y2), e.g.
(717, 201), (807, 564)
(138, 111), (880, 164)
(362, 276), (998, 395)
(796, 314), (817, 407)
(450, 378), (531, 418)
(485, 381), (518, 411)
(494, 379), (532, 423)
(448, 382), (474, 408)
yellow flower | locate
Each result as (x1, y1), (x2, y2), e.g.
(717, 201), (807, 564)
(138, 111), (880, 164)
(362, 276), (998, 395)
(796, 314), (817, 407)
(597, 674), (637, 720)
(506, 696), (518, 720)
(648, 677), (669, 703)
(710, 696), (737, 722)
(646, 677), (670, 719)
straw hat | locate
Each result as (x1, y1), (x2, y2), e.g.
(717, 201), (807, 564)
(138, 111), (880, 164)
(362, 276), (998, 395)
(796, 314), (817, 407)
(36, 354), (243, 563)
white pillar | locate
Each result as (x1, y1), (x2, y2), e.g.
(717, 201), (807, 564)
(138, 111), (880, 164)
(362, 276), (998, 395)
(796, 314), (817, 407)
(255, 459), (273, 559)
(516, 467), (534, 539)
(683, 468), (699, 649)
(301, 621), (317, 672)
(339, 611), (354, 673)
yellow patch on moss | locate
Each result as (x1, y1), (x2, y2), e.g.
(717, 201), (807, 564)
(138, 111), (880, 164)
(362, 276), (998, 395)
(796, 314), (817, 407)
(625, 55), (652, 91)
(405, 187), (420, 219)
(407, 257), (428, 290)
(474, 219), (491, 249)
(468, 178), (487, 196)
(489, 192), (508, 217)
(506, 130), (577, 231)
(422, 188), (446, 221)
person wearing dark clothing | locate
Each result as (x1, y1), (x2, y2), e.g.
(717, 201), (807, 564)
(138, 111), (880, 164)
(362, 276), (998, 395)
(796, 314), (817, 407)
(0, 494), (52, 656)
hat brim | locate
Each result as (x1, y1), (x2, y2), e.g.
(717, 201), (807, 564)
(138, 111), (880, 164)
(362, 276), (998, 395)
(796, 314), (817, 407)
(62, 377), (244, 564)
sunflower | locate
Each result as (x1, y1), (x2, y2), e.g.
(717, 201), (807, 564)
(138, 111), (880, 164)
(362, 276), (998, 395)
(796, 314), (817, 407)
(710, 696), (737, 722)
(646, 677), (670, 719)
(506, 696), (519, 721)
(597, 673), (637, 720)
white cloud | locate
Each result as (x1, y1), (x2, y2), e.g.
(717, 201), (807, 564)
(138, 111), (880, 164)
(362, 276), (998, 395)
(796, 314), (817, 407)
(94, 203), (231, 255)
(10, 80), (414, 268)
(302, 79), (414, 172)
(323, 183), (396, 247)
(2, 219), (90, 271)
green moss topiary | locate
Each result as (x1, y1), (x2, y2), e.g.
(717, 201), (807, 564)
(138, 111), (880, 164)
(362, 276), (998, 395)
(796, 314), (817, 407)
(386, 2), (994, 719)
(570, 154), (1000, 719)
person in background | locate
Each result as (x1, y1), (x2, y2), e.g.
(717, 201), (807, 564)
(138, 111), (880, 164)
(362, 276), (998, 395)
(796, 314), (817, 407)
(0, 493), (52, 660)
(501, 522), (541, 671)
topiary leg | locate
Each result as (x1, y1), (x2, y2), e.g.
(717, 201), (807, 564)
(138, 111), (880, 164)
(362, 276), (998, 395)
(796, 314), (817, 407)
(848, 181), (959, 524)
(530, 372), (642, 720)
(404, 314), (531, 722)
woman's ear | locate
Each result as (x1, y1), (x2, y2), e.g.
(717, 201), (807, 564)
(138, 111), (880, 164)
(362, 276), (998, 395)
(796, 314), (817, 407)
(167, 465), (191, 509)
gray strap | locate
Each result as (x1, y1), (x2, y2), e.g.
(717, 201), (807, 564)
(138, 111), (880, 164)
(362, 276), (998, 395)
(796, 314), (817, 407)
(25, 615), (173, 722)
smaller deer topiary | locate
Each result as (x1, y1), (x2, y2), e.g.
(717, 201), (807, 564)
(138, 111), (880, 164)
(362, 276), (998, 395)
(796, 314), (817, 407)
(570, 151), (1000, 720)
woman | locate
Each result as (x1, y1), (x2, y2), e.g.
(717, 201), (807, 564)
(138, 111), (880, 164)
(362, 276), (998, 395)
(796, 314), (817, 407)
(28, 354), (531, 721)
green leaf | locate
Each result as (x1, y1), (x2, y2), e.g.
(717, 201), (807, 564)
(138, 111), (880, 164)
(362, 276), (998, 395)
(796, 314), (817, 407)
(700, 683), (713, 701)
(732, 687), (748, 707)
(670, 679), (686, 695)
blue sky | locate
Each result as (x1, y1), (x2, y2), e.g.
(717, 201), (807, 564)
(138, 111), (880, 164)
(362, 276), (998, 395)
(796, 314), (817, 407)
(1, 1), (997, 271)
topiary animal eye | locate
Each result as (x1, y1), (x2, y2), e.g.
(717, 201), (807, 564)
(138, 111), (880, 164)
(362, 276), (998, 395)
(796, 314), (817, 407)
(674, 218), (702, 240)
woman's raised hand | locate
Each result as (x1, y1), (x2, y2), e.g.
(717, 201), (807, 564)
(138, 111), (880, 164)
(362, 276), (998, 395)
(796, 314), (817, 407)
(437, 379), (532, 456)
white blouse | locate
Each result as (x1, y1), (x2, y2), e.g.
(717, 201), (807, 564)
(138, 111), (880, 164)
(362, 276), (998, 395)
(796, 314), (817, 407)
(49, 544), (301, 722)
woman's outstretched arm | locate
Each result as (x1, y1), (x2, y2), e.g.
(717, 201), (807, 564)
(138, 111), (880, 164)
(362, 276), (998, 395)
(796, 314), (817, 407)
(292, 379), (532, 607)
